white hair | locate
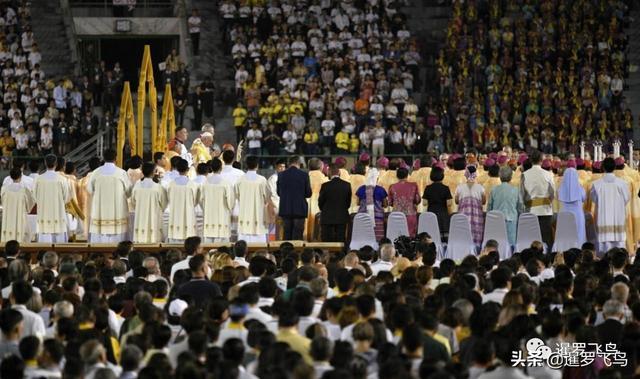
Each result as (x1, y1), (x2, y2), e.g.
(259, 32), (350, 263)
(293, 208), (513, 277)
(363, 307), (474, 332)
(201, 123), (215, 134)
(380, 244), (396, 262)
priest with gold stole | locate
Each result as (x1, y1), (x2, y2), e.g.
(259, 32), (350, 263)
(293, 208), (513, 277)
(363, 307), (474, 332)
(236, 155), (271, 243)
(443, 156), (467, 212)
(613, 157), (636, 252)
(167, 158), (200, 243)
(306, 158), (328, 240)
(131, 162), (168, 243)
(34, 154), (70, 243)
(201, 158), (235, 242)
(88, 149), (132, 243)
(349, 160), (367, 213)
(482, 162), (502, 211)
(377, 158), (399, 192)
(190, 132), (214, 166)
(409, 157), (432, 213)
(1, 168), (35, 242)
(335, 156), (351, 182)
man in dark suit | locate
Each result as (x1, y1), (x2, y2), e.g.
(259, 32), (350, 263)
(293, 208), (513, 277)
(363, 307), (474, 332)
(277, 156), (312, 240)
(318, 164), (352, 243)
(597, 299), (625, 347)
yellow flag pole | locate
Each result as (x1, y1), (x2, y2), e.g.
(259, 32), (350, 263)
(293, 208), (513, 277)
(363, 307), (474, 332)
(149, 83), (158, 153)
(159, 84), (174, 151)
(116, 84), (129, 167)
(125, 89), (137, 158)
(123, 82), (136, 157)
(136, 46), (150, 156)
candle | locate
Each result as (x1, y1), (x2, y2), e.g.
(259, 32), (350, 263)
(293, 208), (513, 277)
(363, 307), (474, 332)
(630, 141), (635, 169)
(613, 141), (620, 158)
(580, 141), (585, 160)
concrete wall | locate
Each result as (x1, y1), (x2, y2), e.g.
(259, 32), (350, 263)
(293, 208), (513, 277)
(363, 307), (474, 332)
(73, 17), (187, 62)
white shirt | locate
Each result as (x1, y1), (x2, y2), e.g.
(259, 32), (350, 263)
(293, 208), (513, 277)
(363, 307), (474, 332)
(169, 256), (192, 283)
(2, 173), (34, 191)
(234, 257), (249, 268)
(482, 288), (509, 305)
(246, 306), (272, 325)
(369, 260), (393, 276)
(246, 129), (262, 149)
(12, 304), (45, 339)
(282, 130), (297, 153)
(520, 165), (555, 216)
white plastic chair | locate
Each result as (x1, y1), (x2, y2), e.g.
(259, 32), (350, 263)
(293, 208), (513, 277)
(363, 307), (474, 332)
(482, 210), (512, 260)
(552, 212), (580, 253)
(418, 212), (444, 259)
(447, 214), (477, 261)
(386, 212), (409, 241)
(516, 213), (543, 253)
(349, 213), (379, 250)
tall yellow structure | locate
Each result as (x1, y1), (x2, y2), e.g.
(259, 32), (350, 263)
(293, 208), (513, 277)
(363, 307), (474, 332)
(116, 45), (175, 167)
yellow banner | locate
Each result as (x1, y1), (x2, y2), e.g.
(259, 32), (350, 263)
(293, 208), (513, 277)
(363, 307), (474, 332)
(116, 45), (175, 166)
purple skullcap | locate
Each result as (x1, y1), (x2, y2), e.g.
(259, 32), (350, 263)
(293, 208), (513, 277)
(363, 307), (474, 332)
(377, 156), (389, 168)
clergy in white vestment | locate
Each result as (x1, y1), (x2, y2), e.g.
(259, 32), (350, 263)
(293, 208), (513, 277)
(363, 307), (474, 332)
(267, 159), (286, 239)
(2, 164), (34, 190)
(131, 163), (168, 243)
(591, 157), (631, 254)
(235, 155), (271, 243)
(200, 158), (235, 242)
(87, 149), (132, 243)
(220, 150), (245, 241)
(34, 154), (70, 243)
(1, 168), (35, 242)
(167, 158), (201, 243)
(192, 162), (210, 236)
(161, 155), (182, 189)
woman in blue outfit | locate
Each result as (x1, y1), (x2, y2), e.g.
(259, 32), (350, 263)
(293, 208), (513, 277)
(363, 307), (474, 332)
(558, 167), (587, 245)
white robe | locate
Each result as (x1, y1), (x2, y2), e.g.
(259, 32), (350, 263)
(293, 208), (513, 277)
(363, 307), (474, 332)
(34, 170), (70, 241)
(236, 171), (270, 240)
(200, 174), (235, 240)
(131, 178), (168, 243)
(167, 176), (200, 241)
(220, 165), (245, 241)
(268, 173), (280, 215)
(1, 181), (35, 242)
(2, 174), (33, 191)
(591, 173), (630, 251)
(87, 163), (132, 241)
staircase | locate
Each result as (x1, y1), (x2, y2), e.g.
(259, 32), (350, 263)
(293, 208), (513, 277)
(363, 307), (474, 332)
(30, 0), (76, 79)
(186, 0), (236, 147)
(405, 0), (451, 105)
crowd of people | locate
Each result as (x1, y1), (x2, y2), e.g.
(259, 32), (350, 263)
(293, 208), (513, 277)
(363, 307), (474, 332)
(222, 0), (422, 158)
(431, 0), (633, 155)
(219, 0), (636, 161)
(2, 147), (640, 378)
